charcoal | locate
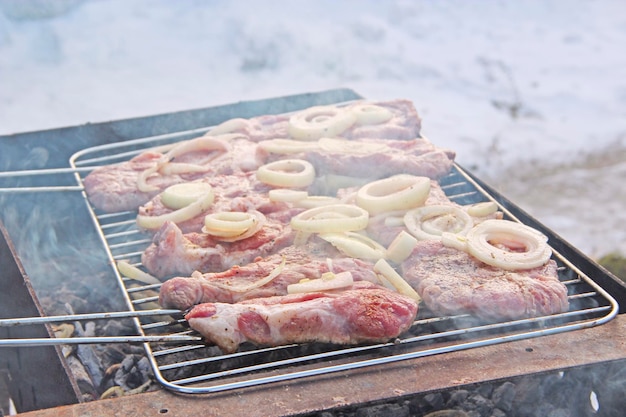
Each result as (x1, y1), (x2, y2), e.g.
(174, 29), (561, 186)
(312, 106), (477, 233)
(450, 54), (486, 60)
(491, 382), (515, 412)
(446, 389), (470, 407)
(354, 403), (410, 417)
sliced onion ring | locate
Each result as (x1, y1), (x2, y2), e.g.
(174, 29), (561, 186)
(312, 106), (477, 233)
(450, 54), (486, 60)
(116, 260), (161, 285)
(319, 232), (387, 260)
(287, 271), (354, 294)
(136, 188), (215, 230)
(290, 204), (369, 234)
(258, 138), (320, 154)
(466, 201), (499, 218)
(404, 205), (473, 241)
(356, 175), (431, 215)
(205, 210), (266, 242)
(288, 106), (356, 141)
(137, 163), (164, 192)
(294, 196), (341, 209)
(205, 118), (249, 136)
(466, 219), (552, 270)
(350, 103), (393, 125)
(268, 189), (309, 203)
(136, 136), (232, 192)
(161, 182), (214, 210)
(256, 159), (315, 188)
(386, 230), (418, 263)
(203, 211), (257, 237)
(210, 256), (286, 293)
(373, 259), (421, 302)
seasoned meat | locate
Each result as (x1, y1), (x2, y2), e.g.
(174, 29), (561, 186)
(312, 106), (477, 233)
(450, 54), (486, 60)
(185, 281), (418, 353)
(84, 137), (260, 212)
(400, 241), (569, 321)
(159, 245), (380, 310)
(137, 171), (300, 234)
(142, 219), (295, 278)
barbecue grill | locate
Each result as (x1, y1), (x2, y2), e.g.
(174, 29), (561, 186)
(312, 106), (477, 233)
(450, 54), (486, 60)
(1, 89), (626, 416)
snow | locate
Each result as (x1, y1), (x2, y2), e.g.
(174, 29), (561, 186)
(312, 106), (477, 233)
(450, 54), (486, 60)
(0, 0), (625, 258)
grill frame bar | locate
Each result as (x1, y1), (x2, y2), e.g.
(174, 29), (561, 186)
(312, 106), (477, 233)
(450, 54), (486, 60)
(66, 116), (619, 394)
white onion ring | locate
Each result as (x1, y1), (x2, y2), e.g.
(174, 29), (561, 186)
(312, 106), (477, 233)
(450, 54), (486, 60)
(256, 159), (315, 188)
(373, 259), (421, 302)
(136, 189), (215, 230)
(466, 201), (499, 217)
(294, 196), (341, 209)
(210, 256), (286, 293)
(404, 205), (473, 241)
(136, 136), (232, 192)
(350, 104), (393, 125)
(205, 118), (249, 136)
(203, 211), (257, 237)
(466, 219), (552, 270)
(319, 232), (387, 260)
(356, 175), (431, 215)
(288, 106), (356, 141)
(116, 260), (161, 285)
(258, 139), (320, 154)
(203, 210), (266, 242)
(268, 189), (309, 203)
(161, 182), (214, 210)
(290, 204), (369, 234)
(386, 231), (418, 263)
(287, 271), (354, 294)
(165, 136), (233, 160)
(137, 163), (164, 192)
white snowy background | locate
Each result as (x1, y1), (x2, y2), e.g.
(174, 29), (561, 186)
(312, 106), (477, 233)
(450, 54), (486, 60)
(0, 0), (624, 258)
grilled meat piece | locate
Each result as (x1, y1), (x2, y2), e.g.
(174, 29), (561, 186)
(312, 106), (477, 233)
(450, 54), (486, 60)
(159, 244), (380, 310)
(142, 219), (295, 278)
(185, 281), (418, 353)
(137, 171), (300, 234)
(84, 137), (259, 212)
(401, 240), (569, 321)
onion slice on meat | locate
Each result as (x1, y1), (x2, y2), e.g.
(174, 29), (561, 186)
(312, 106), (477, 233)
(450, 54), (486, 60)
(404, 205), (473, 241)
(350, 103), (393, 125)
(258, 138), (320, 154)
(136, 187), (215, 230)
(268, 189), (309, 203)
(386, 230), (418, 263)
(209, 256), (287, 293)
(319, 232), (387, 260)
(256, 159), (315, 188)
(288, 106), (357, 141)
(465, 219), (552, 270)
(373, 259), (421, 302)
(160, 182), (214, 210)
(203, 210), (266, 242)
(290, 204), (369, 234)
(356, 175), (431, 215)
(136, 136), (232, 192)
(294, 195), (341, 208)
(205, 118), (249, 136)
(466, 201), (499, 218)
(287, 271), (354, 294)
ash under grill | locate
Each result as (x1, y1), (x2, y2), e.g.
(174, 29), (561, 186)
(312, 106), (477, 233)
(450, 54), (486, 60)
(64, 128), (619, 394)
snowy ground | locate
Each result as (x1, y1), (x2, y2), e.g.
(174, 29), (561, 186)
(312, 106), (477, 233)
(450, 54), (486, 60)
(0, 0), (624, 258)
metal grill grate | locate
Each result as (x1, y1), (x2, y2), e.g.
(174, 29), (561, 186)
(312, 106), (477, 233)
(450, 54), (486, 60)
(68, 125), (619, 395)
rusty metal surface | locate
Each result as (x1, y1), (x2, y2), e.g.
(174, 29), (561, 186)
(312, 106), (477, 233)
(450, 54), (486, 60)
(15, 314), (626, 417)
(0, 221), (81, 412)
